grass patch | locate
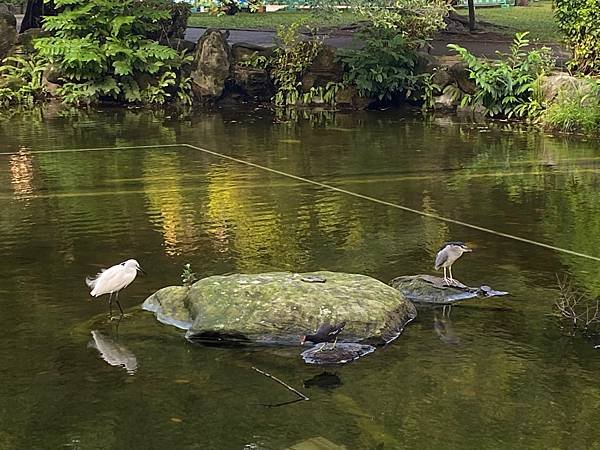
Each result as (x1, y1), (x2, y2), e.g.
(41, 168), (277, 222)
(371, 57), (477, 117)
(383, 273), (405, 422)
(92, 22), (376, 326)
(544, 99), (600, 134)
(543, 80), (600, 134)
(187, 10), (359, 30)
(457, 1), (560, 42)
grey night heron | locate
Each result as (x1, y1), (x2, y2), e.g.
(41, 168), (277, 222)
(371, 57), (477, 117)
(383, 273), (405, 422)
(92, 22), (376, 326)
(434, 242), (472, 284)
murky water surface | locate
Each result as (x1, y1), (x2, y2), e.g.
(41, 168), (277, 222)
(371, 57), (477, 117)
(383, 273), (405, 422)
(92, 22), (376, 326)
(1, 107), (599, 449)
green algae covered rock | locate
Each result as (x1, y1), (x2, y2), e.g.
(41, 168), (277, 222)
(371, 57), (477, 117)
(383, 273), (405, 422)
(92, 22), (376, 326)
(143, 271), (416, 346)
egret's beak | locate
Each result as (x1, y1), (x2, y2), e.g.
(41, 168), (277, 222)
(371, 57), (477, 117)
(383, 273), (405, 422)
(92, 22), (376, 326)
(138, 267), (147, 275)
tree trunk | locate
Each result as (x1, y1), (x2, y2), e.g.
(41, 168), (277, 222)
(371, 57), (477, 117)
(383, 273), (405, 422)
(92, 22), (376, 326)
(20, 0), (56, 33)
(468, 0), (476, 32)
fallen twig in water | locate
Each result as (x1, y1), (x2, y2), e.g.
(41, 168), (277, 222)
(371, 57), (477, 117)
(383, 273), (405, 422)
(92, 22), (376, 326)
(251, 366), (309, 402)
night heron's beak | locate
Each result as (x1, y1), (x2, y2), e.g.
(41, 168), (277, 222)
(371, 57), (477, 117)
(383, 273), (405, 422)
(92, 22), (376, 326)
(300, 336), (306, 345)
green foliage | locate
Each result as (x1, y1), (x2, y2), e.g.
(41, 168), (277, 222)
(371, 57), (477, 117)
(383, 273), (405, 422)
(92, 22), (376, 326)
(348, 0), (449, 45)
(0, 55), (48, 107)
(447, 32), (553, 119)
(338, 27), (421, 101)
(237, 51), (269, 69)
(420, 71), (441, 111)
(270, 22), (323, 106)
(34, 0), (191, 106)
(554, 0), (600, 74)
(181, 263), (198, 287)
(301, 81), (345, 106)
(543, 79), (600, 134)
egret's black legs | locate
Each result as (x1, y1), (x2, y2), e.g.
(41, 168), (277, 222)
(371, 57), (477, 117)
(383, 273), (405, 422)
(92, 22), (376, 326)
(108, 292), (113, 317)
(115, 291), (124, 317)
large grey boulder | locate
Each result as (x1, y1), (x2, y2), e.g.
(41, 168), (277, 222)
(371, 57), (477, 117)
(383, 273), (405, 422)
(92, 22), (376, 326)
(300, 46), (344, 92)
(449, 61), (476, 95)
(540, 73), (591, 103)
(190, 29), (232, 101)
(231, 42), (274, 63)
(233, 65), (274, 101)
(143, 271), (417, 346)
(0, 11), (17, 61)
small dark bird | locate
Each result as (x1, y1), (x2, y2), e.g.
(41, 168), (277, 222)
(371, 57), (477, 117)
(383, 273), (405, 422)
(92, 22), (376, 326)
(435, 242), (472, 284)
(300, 321), (347, 352)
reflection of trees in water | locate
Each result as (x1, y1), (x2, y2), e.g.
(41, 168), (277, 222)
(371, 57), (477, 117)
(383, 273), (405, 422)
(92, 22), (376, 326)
(9, 148), (35, 199)
(142, 152), (201, 257)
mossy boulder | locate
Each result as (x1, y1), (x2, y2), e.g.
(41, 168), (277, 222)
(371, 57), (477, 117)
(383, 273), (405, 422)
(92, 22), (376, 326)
(143, 271), (417, 346)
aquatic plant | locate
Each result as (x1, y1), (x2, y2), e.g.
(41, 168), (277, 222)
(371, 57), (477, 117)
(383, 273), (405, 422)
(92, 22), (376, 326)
(554, 275), (600, 336)
(181, 263), (198, 287)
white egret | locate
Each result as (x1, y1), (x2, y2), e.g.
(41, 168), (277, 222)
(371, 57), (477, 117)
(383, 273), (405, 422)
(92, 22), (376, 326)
(86, 259), (144, 318)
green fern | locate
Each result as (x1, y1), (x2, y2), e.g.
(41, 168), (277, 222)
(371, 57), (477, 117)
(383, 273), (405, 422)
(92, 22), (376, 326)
(34, 0), (192, 106)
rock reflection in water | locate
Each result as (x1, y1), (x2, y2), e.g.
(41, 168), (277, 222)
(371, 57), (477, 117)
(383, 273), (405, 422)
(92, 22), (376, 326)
(303, 371), (342, 390)
(89, 330), (138, 375)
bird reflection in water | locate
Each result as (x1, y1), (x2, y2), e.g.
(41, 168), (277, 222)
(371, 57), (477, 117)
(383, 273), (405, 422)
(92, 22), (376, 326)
(433, 311), (460, 345)
(89, 330), (138, 375)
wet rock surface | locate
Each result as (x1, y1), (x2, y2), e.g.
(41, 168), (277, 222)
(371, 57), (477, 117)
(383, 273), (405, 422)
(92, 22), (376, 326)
(301, 343), (376, 365)
(143, 271), (417, 346)
(389, 274), (508, 305)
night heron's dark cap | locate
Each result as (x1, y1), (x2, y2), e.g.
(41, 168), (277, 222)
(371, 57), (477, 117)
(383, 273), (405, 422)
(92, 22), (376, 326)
(439, 241), (471, 250)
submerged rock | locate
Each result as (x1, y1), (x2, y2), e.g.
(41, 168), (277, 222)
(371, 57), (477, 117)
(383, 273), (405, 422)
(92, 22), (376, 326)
(389, 274), (508, 305)
(143, 271), (417, 346)
(301, 343), (376, 365)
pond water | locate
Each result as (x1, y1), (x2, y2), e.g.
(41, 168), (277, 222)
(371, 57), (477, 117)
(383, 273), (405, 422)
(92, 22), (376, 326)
(1, 106), (599, 449)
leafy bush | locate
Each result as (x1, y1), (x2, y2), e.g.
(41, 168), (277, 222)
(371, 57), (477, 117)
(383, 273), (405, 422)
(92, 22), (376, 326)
(270, 22), (323, 106)
(0, 55), (48, 107)
(543, 79), (600, 134)
(554, 0), (600, 74)
(350, 0), (449, 47)
(338, 27), (422, 101)
(34, 0), (192, 105)
(447, 32), (553, 119)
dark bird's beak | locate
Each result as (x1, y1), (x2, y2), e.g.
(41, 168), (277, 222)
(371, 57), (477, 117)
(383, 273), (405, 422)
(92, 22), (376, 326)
(300, 336), (306, 346)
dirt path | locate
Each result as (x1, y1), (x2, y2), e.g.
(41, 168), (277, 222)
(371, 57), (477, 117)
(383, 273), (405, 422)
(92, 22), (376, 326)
(184, 26), (569, 64)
